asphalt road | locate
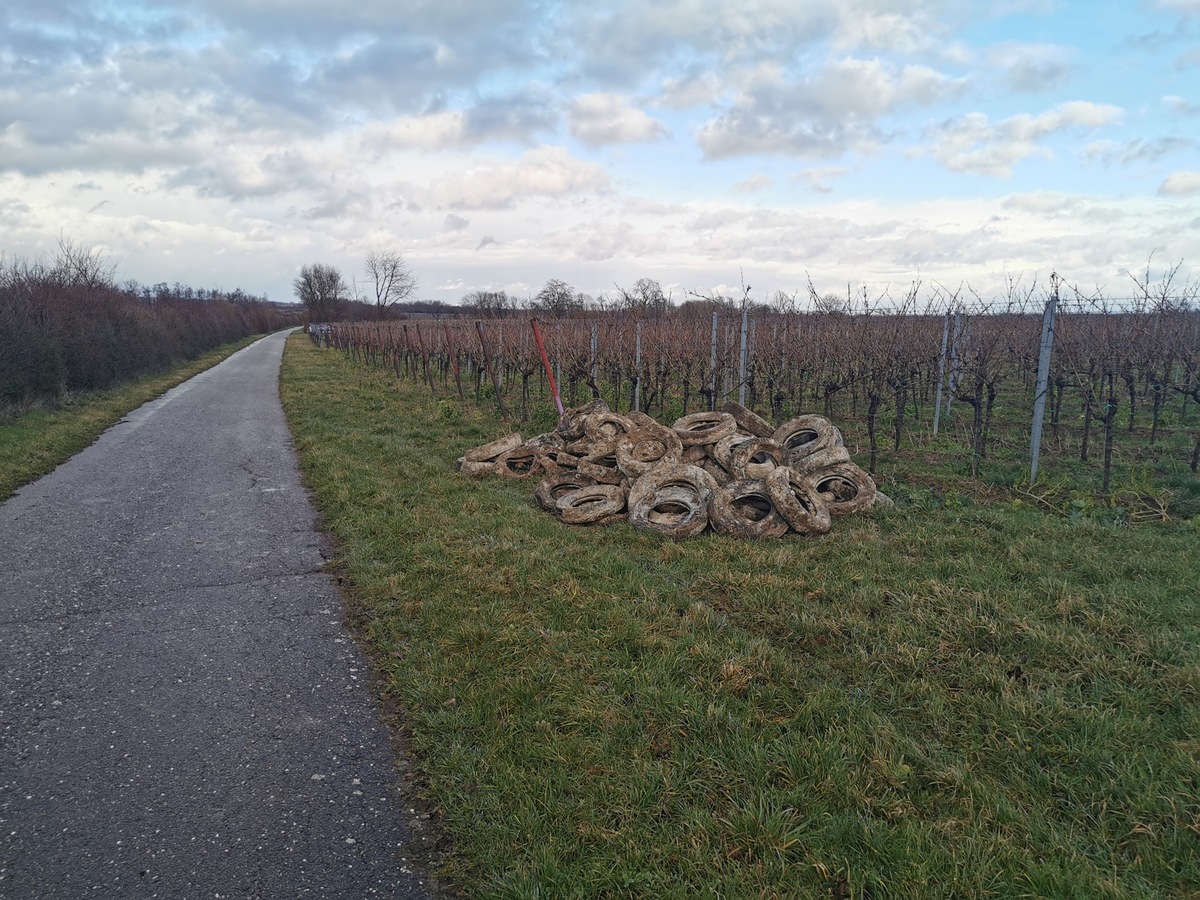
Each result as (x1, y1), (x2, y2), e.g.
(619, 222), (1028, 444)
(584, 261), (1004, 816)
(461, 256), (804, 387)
(0, 331), (431, 898)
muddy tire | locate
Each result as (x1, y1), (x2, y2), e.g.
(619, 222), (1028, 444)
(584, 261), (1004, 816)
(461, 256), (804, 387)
(721, 400), (774, 438)
(557, 399), (610, 439)
(627, 411), (659, 428)
(729, 437), (786, 480)
(524, 432), (566, 450)
(615, 426), (683, 478)
(535, 472), (597, 512)
(808, 462), (877, 516)
(493, 446), (543, 478)
(456, 457), (495, 477)
(464, 432), (523, 463)
(709, 478), (790, 539)
(765, 467), (832, 535)
(713, 432), (757, 469)
(773, 415), (838, 465)
(577, 442), (625, 484)
(627, 464), (717, 539)
(788, 445), (851, 475)
(557, 484), (627, 524)
(672, 412), (737, 447)
(584, 412), (636, 442)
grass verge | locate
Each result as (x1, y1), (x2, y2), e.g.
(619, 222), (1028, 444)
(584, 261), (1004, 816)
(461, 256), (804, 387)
(0, 333), (269, 500)
(281, 334), (1199, 899)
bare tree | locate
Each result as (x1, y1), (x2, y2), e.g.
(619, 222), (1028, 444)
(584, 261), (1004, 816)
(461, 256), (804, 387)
(53, 234), (117, 292)
(461, 290), (510, 316)
(294, 263), (349, 323)
(615, 277), (670, 316)
(364, 250), (418, 318)
(533, 279), (581, 316)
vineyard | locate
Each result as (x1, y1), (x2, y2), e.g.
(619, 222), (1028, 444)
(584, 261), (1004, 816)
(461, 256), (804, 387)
(310, 272), (1200, 521)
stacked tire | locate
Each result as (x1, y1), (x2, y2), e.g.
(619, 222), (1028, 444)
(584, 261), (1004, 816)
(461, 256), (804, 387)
(458, 399), (889, 539)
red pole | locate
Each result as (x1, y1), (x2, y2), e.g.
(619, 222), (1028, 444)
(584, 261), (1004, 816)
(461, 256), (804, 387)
(530, 318), (564, 416)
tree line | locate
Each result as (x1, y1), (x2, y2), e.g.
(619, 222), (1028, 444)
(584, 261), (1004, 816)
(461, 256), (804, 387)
(1, 238), (297, 408)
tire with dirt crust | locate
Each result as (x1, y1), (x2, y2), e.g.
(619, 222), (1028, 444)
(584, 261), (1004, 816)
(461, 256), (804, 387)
(615, 425), (683, 478)
(807, 462), (877, 516)
(456, 457), (495, 477)
(720, 400), (774, 438)
(671, 412), (737, 447)
(713, 432), (757, 470)
(708, 478), (790, 539)
(729, 437), (787, 480)
(788, 445), (851, 475)
(583, 412), (636, 442)
(773, 415), (838, 465)
(701, 458), (732, 486)
(556, 484), (627, 524)
(464, 432), (523, 462)
(557, 399), (610, 439)
(627, 464), (717, 539)
(493, 446), (543, 478)
(536, 472), (598, 512)
(765, 466), (832, 536)
(577, 442), (625, 484)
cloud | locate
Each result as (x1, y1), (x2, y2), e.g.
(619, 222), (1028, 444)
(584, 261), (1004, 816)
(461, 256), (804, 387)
(426, 146), (611, 209)
(922, 101), (1125, 177)
(792, 167), (846, 193)
(1158, 171), (1200, 196)
(732, 174), (773, 193)
(1084, 136), (1197, 165)
(360, 91), (556, 152)
(988, 42), (1077, 92)
(567, 93), (667, 147)
(1163, 94), (1200, 114)
(697, 58), (966, 160)
(656, 71), (723, 110)
(1154, 0), (1200, 13)
(443, 213), (470, 231)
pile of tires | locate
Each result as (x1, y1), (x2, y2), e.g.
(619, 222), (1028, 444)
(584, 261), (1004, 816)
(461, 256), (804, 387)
(457, 399), (891, 539)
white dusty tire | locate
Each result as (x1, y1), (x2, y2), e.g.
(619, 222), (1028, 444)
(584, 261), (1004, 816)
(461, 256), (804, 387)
(671, 412), (737, 447)
(556, 484), (627, 524)
(765, 467), (832, 536)
(535, 472), (597, 513)
(708, 478), (790, 539)
(773, 415), (838, 467)
(806, 462), (877, 517)
(627, 464), (718, 539)
(729, 438), (787, 480)
(464, 432), (523, 463)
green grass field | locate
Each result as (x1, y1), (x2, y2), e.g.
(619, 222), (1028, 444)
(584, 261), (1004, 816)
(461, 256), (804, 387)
(282, 334), (1198, 898)
(0, 333), (267, 500)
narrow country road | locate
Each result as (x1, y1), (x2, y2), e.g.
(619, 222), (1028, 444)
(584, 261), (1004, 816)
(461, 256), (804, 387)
(0, 331), (430, 898)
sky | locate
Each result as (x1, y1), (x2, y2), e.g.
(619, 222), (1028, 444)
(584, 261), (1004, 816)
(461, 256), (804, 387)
(2, 0), (1198, 307)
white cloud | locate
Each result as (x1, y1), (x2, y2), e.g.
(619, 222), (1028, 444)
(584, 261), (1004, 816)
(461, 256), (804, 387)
(567, 93), (667, 147)
(1083, 136), (1196, 165)
(793, 167), (846, 193)
(1154, 0), (1200, 13)
(1162, 94), (1200, 114)
(425, 146), (611, 209)
(988, 42), (1077, 92)
(732, 174), (773, 193)
(361, 113), (471, 151)
(1158, 171), (1200, 196)
(697, 58), (966, 160)
(656, 72), (723, 110)
(923, 101), (1124, 176)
